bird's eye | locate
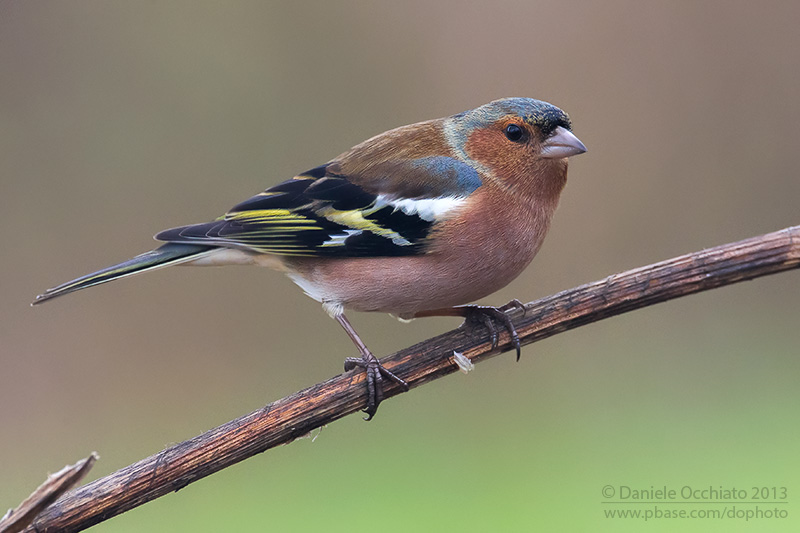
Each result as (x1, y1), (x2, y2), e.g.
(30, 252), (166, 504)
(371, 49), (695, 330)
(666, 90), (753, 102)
(504, 123), (525, 143)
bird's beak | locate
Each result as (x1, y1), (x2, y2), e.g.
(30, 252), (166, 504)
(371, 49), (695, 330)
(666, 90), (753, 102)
(541, 126), (587, 159)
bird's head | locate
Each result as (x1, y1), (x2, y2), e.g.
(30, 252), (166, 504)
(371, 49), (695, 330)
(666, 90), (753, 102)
(444, 97), (586, 196)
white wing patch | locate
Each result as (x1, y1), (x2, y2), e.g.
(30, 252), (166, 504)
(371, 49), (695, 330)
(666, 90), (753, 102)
(321, 229), (362, 247)
(376, 195), (467, 222)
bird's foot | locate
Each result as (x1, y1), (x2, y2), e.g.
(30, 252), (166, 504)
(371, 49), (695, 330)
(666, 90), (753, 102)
(344, 352), (409, 420)
(461, 299), (526, 361)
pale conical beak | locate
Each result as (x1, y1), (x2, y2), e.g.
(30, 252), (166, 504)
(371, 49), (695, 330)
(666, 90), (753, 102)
(541, 126), (587, 159)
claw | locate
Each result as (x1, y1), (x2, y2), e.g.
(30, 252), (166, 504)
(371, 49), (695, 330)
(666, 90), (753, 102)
(344, 353), (409, 420)
(479, 314), (499, 348)
(463, 301), (524, 361)
(336, 313), (408, 420)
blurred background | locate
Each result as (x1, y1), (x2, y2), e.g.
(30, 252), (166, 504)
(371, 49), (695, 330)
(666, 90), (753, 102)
(2, 1), (798, 531)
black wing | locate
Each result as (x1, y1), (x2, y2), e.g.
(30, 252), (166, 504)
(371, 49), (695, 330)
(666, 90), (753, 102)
(155, 164), (439, 257)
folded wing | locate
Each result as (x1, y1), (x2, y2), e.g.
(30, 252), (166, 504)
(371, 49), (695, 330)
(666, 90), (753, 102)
(156, 157), (482, 258)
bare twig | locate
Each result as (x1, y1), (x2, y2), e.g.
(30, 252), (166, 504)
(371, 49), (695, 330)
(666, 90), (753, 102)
(21, 225), (800, 533)
(1, 454), (97, 533)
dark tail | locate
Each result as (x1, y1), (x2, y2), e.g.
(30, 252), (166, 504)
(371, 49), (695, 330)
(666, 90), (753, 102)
(33, 243), (215, 305)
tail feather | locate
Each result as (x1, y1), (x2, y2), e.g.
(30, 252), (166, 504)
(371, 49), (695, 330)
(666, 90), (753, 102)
(33, 243), (216, 305)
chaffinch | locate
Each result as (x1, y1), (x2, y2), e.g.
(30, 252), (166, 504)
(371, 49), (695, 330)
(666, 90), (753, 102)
(35, 97), (586, 418)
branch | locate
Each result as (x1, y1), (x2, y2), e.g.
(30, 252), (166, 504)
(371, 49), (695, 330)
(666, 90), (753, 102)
(1, 454), (96, 533)
(23, 225), (800, 533)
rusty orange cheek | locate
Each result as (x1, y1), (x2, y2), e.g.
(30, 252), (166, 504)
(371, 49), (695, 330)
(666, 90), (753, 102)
(464, 128), (536, 177)
(463, 128), (504, 163)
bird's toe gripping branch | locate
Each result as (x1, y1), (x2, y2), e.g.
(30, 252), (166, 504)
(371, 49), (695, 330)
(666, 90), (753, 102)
(336, 313), (409, 420)
(335, 298), (525, 420)
(344, 353), (409, 420)
(412, 300), (527, 361)
(460, 300), (526, 360)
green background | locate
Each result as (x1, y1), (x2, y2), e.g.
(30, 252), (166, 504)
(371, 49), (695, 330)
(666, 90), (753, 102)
(2, 1), (798, 531)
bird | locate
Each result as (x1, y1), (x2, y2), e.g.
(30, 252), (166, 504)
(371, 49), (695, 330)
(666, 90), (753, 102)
(34, 97), (586, 419)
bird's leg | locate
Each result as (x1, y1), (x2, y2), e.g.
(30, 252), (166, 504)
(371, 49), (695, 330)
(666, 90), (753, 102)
(413, 299), (526, 361)
(335, 313), (409, 420)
